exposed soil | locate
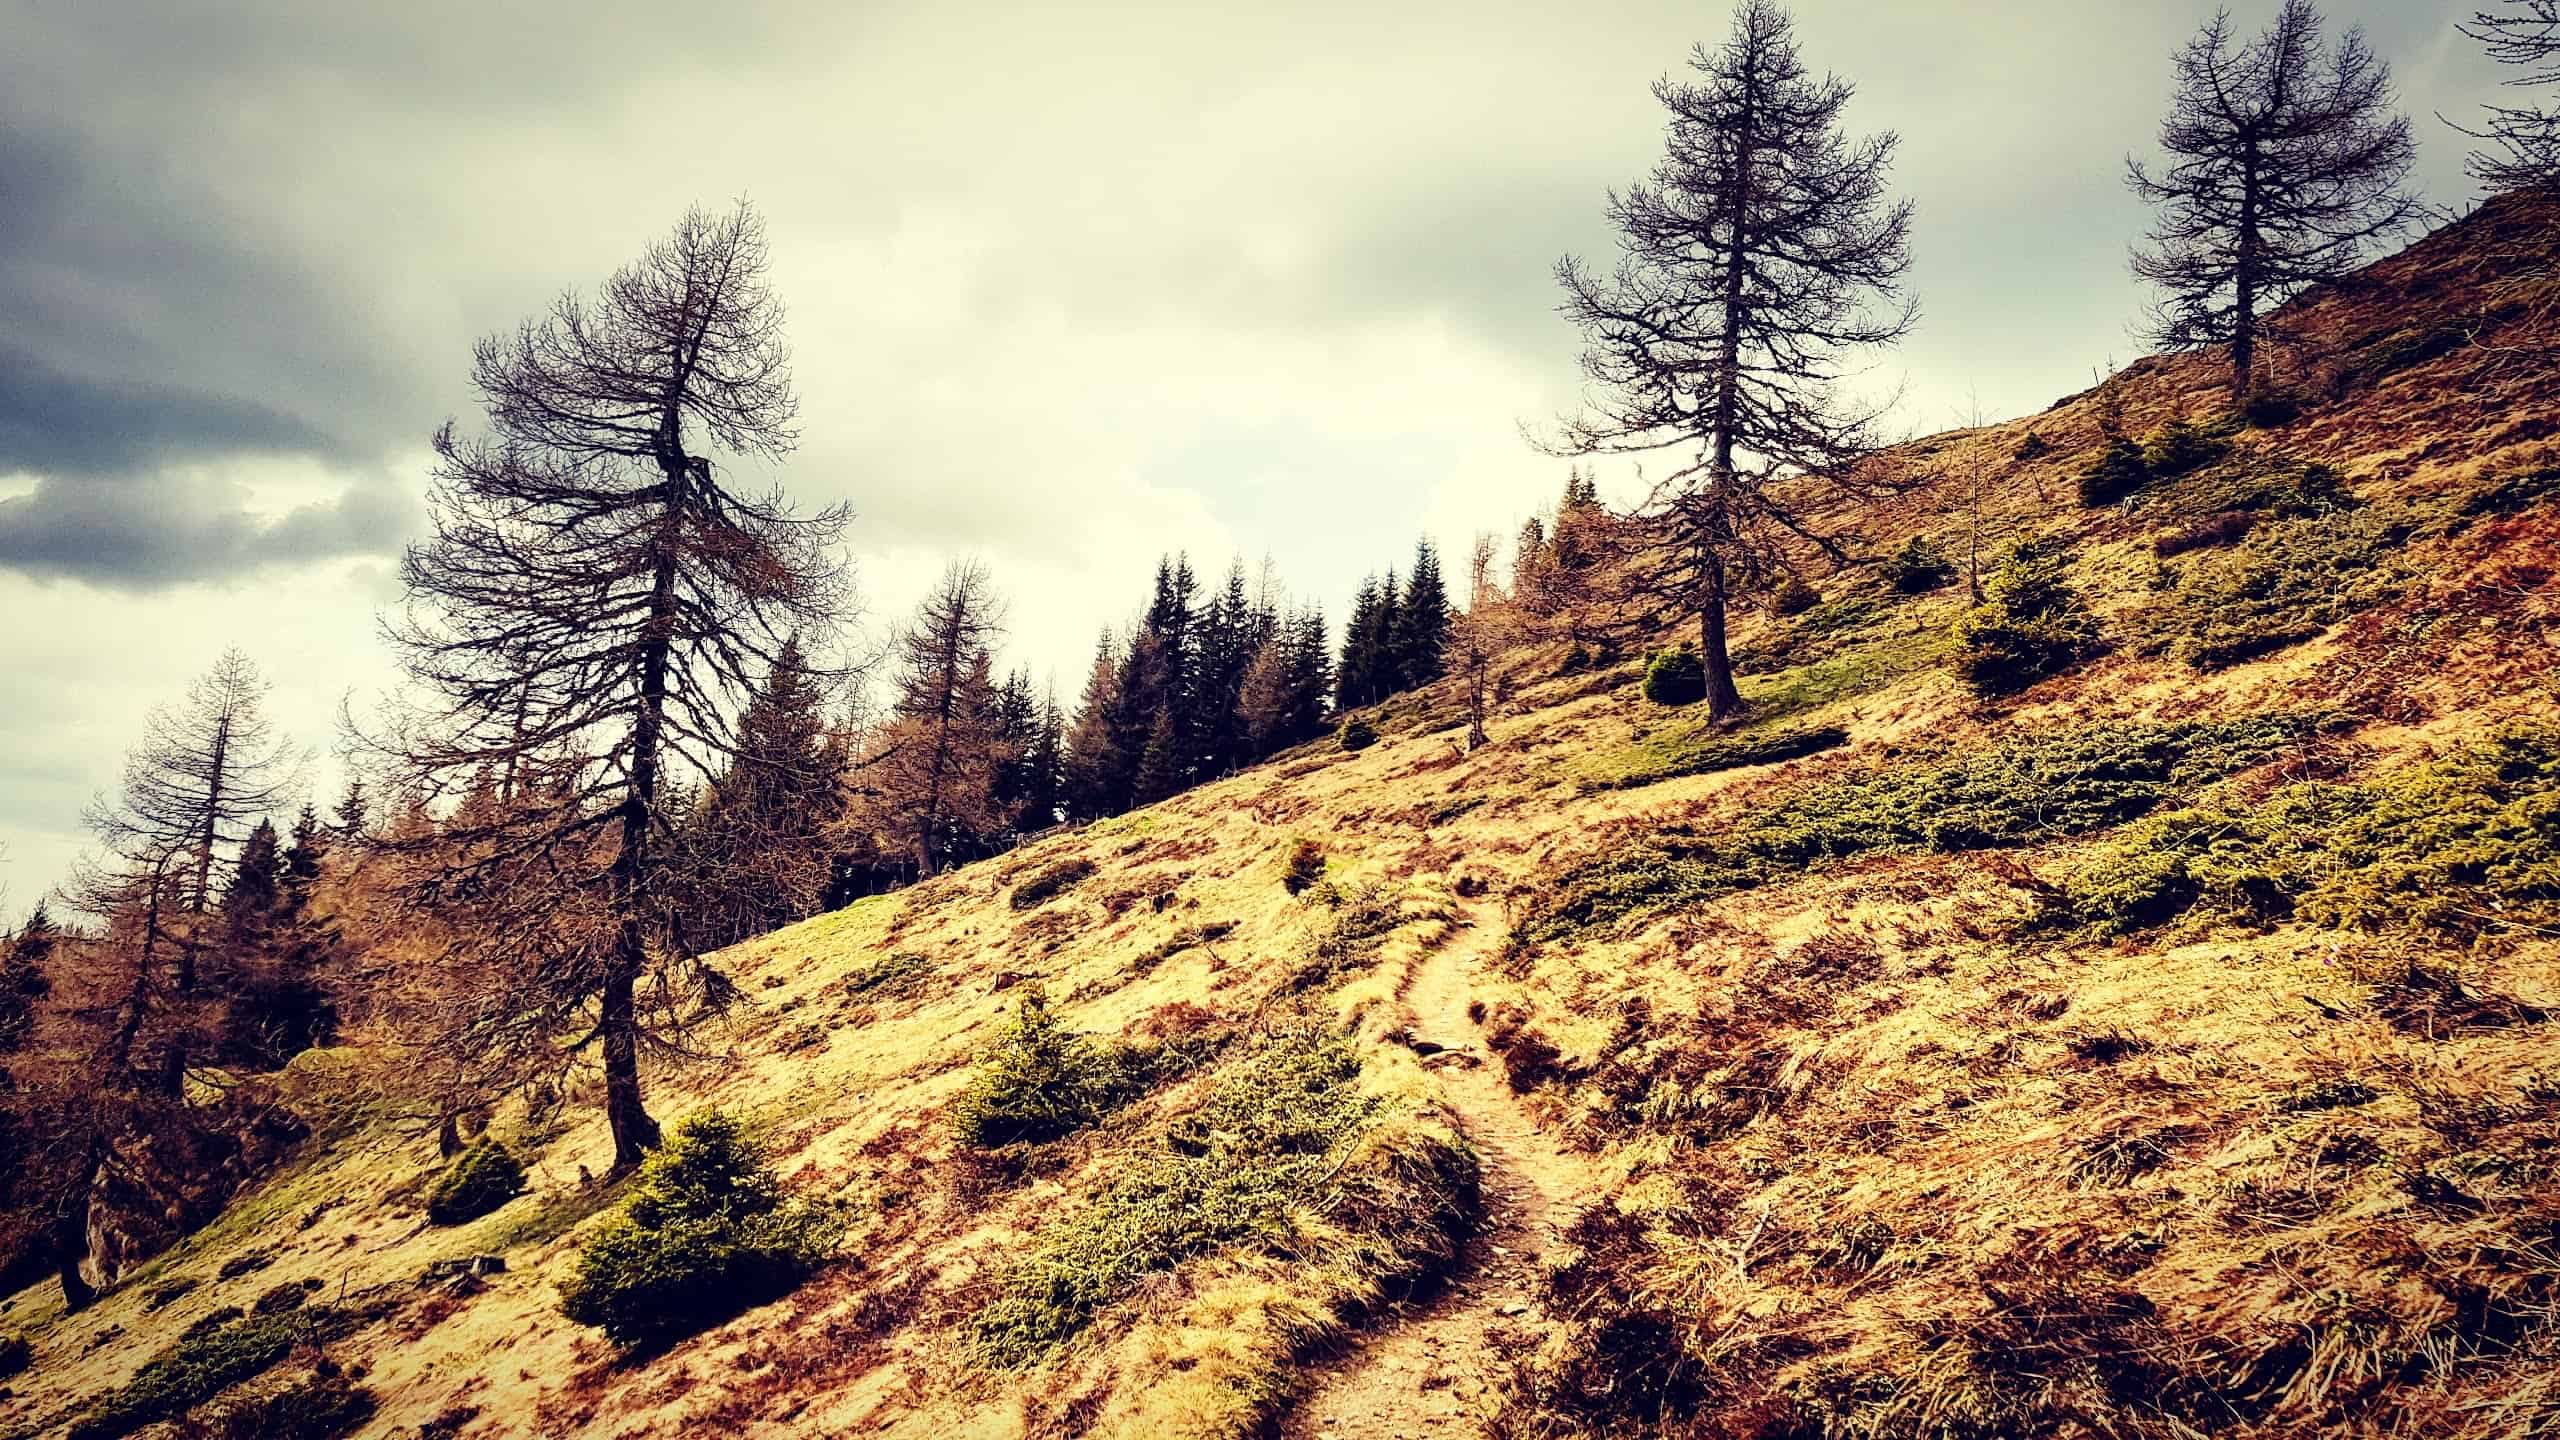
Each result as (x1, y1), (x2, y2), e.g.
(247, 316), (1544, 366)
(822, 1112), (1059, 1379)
(1279, 903), (1598, 1439)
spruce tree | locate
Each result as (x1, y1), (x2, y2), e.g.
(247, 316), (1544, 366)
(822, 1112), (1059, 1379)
(1061, 633), (1126, 821)
(0, 904), (55, 1053)
(673, 638), (842, 949)
(1392, 539), (1451, 687)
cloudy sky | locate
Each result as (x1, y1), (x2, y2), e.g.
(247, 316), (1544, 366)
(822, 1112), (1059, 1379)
(0, 0), (2513, 901)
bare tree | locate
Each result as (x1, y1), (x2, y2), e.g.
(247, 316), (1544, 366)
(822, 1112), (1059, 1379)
(1551, 0), (1914, 723)
(1456, 532), (1511, 750)
(2128, 0), (2419, 401)
(371, 201), (853, 1171)
(2457, 2), (2560, 193)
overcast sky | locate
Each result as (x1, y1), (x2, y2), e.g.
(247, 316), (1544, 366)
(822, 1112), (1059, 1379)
(0, 0), (2513, 903)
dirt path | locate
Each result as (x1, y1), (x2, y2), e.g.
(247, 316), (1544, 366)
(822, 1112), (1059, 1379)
(1280, 904), (1597, 1440)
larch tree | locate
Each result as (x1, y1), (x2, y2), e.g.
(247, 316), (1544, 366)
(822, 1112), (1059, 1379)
(2459, 2), (2560, 193)
(374, 201), (853, 1171)
(1552, 0), (1915, 723)
(2128, 0), (2418, 400)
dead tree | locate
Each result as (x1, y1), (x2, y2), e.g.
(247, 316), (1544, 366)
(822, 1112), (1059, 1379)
(373, 201), (853, 1172)
(1551, 0), (1914, 723)
(2458, 2), (2560, 193)
(2128, 0), (2419, 401)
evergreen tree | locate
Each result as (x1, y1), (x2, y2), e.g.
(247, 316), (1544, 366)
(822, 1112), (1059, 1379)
(870, 563), (1007, 877)
(1193, 562), (1260, 778)
(1392, 539), (1451, 687)
(673, 638), (843, 950)
(1243, 606), (1333, 754)
(1018, 693), (1067, 831)
(0, 904), (55, 1053)
(1061, 633), (1126, 821)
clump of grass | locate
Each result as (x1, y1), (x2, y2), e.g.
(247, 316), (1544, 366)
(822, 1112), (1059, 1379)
(2166, 504), (2411, 669)
(2064, 725), (2560, 939)
(1950, 538), (2096, 697)
(1520, 714), (2326, 947)
(951, 987), (1152, 1147)
(1009, 857), (1095, 910)
(1127, 920), (1237, 975)
(209, 1375), (376, 1440)
(968, 1033), (1460, 1365)
(556, 1110), (839, 1351)
(425, 1138), (524, 1226)
(1280, 837), (1326, 895)
(1576, 722), (1849, 794)
(68, 1307), (348, 1440)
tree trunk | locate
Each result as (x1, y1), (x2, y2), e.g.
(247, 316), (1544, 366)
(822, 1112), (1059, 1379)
(52, 1139), (100, 1311)
(438, 1111), (464, 1159)
(1699, 552), (1745, 722)
(2233, 146), (2261, 400)
(598, 469), (683, 1174)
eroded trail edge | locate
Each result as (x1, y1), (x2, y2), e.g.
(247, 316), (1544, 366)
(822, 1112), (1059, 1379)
(1282, 904), (1597, 1439)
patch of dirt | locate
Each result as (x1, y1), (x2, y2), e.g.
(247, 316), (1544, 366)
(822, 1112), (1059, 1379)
(1280, 901), (1598, 1439)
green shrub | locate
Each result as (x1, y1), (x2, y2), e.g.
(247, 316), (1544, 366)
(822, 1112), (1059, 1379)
(970, 1034), (1415, 1364)
(556, 1111), (838, 1350)
(425, 1139), (524, 1226)
(1579, 723), (1849, 794)
(0, 1334), (26, 1378)
(1009, 857), (1095, 910)
(68, 1309), (331, 1440)
(1641, 647), (1707, 706)
(1951, 539), (2096, 697)
(1338, 718), (1378, 751)
(1771, 577), (1821, 616)
(2076, 438), (2150, 506)
(212, 1376), (376, 1440)
(1881, 535), (1954, 593)
(1280, 838), (1326, 895)
(2064, 727), (2560, 939)
(2357, 322), (2469, 380)
(2138, 419), (2229, 477)
(2167, 505), (2408, 669)
(2239, 384), (2304, 427)
(1519, 714), (2324, 947)
(951, 989), (1149, 1148)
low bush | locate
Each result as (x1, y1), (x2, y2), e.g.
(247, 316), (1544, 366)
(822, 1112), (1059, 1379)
(1519, 714), (2325, 946)
(2153, 508), (2258, 556)
(1280, 838), (1325, 895)
(1339, 718), (1378, 751)
(2240, 383), (2305, 427)
(2065, 726), (2560, 938)
(2076, 438), (2150, 506)
(1881, 534), (1953, 592)
(2355, 320), (2470, 381)
(1009, 857), (1095, 910)
(212, 1376), (376, 1440)
(556, 1111), (838, 1351)
(2138, 418), (2229, 477)
(844, 949), (933, 998)
(1770, 577), (1821, 616)
(1578, 723), (1849, 794)
(951, 988), (1150, 1148)
(425, 1139), (524, 1226)
(1951, 538), (2096, 697)
(0, 1333), (26, 1378)
(2167, 504), (2408, 669)
(969, 1034), (1390, 1364)
(2457, 461), (2560, 518)
(69, 1308), (334, 1440)
(1640, 647), (1706, 707)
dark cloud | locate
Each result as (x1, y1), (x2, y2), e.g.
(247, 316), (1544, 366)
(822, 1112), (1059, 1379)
(0, 343), (339, 478)
(0, 471), (417, 589)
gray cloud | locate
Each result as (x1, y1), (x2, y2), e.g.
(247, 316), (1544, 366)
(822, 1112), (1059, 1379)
(0, 470), (418, 589)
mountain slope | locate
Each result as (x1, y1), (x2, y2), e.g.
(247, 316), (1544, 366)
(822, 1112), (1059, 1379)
(6, 196), (2558, 1440)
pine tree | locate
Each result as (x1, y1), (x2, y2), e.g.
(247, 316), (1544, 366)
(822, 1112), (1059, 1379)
(870, 562), (1007, 877)
(1392, 539), (1451, 688)
(672, 638), (843, 949)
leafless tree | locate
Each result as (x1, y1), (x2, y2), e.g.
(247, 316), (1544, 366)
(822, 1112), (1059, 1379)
(1550, 0), (1915, 722)
(1457, 533), (1511, 750)
(369, 201), (854, 1171)
(2457, 2), (2560, 193)
(2128, 0), (2419, 401)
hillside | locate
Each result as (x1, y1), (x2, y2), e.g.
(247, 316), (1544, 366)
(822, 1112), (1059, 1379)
(5, 196), (2558, 1440)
